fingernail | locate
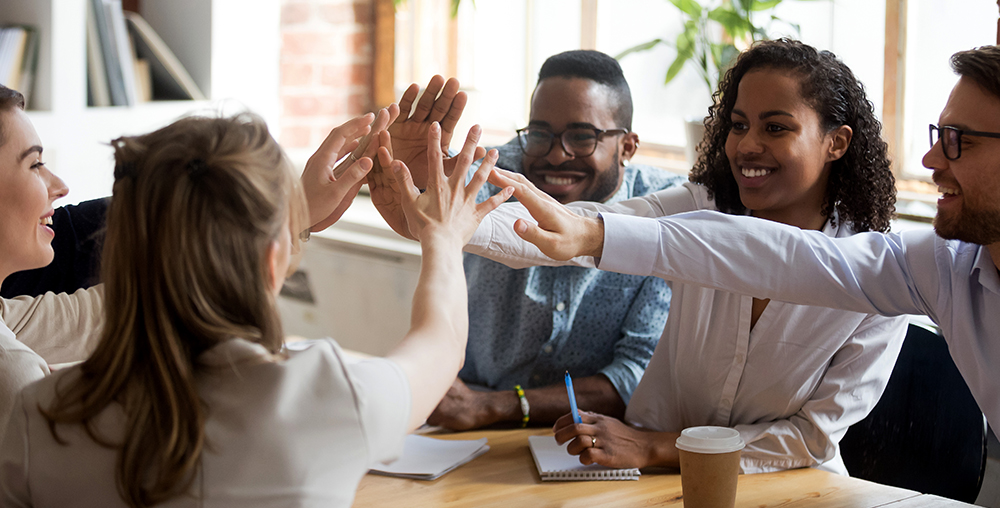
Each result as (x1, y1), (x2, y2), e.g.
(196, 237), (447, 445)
(431, 122), (440, 132)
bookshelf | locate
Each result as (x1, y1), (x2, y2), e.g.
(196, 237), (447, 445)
(0, 0), (282, 204)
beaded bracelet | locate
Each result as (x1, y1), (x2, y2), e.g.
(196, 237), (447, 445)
(514, 384), (529, 428)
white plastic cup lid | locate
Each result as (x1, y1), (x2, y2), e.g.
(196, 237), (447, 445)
(674, 426), (746, 454)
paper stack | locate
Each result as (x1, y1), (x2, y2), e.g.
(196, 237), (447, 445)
(370, 435), (490, 481)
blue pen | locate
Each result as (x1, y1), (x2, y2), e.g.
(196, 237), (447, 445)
(565, 371), (582, 424)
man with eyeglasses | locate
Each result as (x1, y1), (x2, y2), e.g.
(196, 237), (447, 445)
(369, 50), (684, 430)
(473, 46), (1000, 441)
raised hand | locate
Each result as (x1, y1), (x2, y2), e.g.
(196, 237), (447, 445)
(393, 122), (510, 244)
(386, 75), (468, 189)
(384, 124), (511, 432)
(370, 128), (487, 240)
(369, 130), (414, 239)
(302, 105), (400, 232)
(488, 168), (606, 259)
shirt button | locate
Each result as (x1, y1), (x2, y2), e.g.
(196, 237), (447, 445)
(543, 345), (553, 354)
(555, 302), (566, 312)
(533, 374), (542, 382)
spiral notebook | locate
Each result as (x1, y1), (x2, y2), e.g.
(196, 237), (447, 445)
(528, 435), (640, 481)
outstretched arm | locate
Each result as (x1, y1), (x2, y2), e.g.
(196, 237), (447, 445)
(487, 168), (606, 259)
(384, 122), (513, 431)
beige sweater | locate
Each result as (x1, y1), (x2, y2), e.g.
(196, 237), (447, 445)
(0, 286), (103, 438)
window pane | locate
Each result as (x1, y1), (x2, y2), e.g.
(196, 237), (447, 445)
(902, 0), (996, 178)
(596, 0), (885, 155)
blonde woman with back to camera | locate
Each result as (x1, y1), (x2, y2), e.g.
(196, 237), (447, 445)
(0, 112), (510, 507)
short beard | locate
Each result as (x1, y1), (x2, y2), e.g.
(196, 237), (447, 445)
(934, 206), (1000, 245)
(578, 152), (621, 203)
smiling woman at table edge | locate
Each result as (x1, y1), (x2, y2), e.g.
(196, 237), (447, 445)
(0, 106), (513, 506)
(370, 39), (908, 475)
(0, 85), (84, 441)
(483, 45), (1000, 473)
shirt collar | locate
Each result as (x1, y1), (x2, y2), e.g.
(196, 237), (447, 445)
(199, 338), (280, 369)
(971, 245), (1000, 294)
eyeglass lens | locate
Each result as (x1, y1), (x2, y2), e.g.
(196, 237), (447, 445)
(931, 125), (961, 159)
(519, 128), (600, 157)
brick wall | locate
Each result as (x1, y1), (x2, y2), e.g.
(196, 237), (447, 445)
(279, 0), (375, 153)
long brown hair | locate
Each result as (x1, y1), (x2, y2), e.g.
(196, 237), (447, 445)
(42, 113), (308, 507)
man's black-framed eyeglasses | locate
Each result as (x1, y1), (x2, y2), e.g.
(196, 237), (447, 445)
(515, 126), (629, 158)
(929, 124), (1000, 160)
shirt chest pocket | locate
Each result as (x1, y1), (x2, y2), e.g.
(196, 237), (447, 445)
(578, 285), (641, 318)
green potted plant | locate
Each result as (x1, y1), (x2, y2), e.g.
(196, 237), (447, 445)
(617, 0), (819, 165)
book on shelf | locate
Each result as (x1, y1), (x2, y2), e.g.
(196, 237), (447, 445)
(124, 12), (206, 101)
(85, 2), (111, 107)
(0, 25), (39, 108)
(86, 2), (203, 106)
(105, 0), (139, 106)
(88, 0), (130, 105)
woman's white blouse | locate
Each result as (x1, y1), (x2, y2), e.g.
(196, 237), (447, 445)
(0, 286), (104, 438)
(466, 182), (908, 474)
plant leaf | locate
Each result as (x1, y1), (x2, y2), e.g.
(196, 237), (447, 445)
(735, 0), (755, 15)
(669, 0), (704, 19)
(615, 38), (665, 60)
(665, 25), (698, 84)
(718, 44), (741, 73)
(450, 0), (473, 17)
(708, 6), (751, 40)
(664, 53), (691, 85)
(751, 0), (783, 11)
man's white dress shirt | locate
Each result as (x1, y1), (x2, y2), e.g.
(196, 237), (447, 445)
(595, 208), (1000, 445)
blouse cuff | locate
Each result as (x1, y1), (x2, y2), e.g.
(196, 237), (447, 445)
(597, 213), (661, 277)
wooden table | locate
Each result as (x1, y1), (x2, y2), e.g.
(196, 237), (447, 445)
(353, 428), (979, 507)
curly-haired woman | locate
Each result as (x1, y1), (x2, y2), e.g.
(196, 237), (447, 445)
(464, 39), (908, 475)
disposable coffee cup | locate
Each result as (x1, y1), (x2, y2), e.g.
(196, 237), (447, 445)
(675, 426), (745, 508)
